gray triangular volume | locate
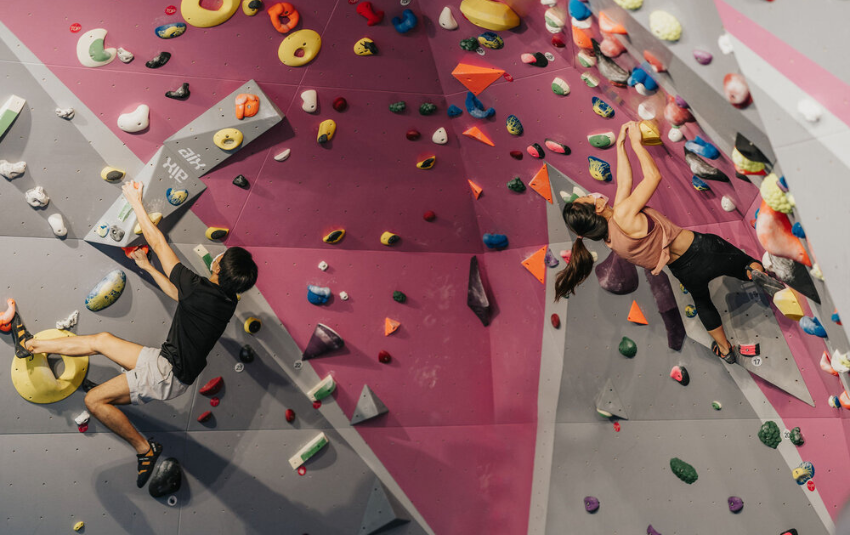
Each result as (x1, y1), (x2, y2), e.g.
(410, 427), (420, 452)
(359, 477), (410, 535)
(351, 385), (389, 425)
(595, 378), (628, 420)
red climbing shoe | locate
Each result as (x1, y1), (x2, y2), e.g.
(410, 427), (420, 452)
(137, 440), (163, 488)
(711, 341), (737, 364)
(11, 313), (33, 359)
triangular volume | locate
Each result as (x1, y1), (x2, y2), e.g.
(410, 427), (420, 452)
(521, 247), (547, 284)
(451, 63), (505, 95)
(529, 164), (553, 203)
(302, 323), (345, 359)
(595, 378), (629, 419)
(627, 300), (648, 325)
(467, 256), (492, 326)
(350, 385), (389, 425)
(359, 477), (411, 535)
(462, 126), (495, 146)
(384, 317), (401, 336)
(468, 180), (483, 199)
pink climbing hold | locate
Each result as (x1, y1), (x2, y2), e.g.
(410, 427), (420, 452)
(613, 421), (620, 432)
(600, 33), (626, 57)
(664, 95), (693, 127)
(70, 23), (82, 33)
(755, 201), (811, 266)
(724, 73), (751, 108)
(510, 150), (523, 160)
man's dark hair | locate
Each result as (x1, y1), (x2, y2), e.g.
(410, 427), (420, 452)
(218, 247), (258, 295)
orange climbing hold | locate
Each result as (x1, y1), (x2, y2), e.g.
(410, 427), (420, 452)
(463, 126), (495, 146)
(522, 246), (547, 284)
(451, 63), (506, 96)
(572, 24), (593, 49)
(598, 12), (627, 35)
(627, 300), (648, 325)
(468, 180), (483, 199)
(384, 317), (401, 336)
(529, 164), (553, 204)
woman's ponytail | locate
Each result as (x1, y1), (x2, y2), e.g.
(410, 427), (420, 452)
(554, 237), (596, 301)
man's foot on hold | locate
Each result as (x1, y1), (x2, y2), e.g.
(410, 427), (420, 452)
(711, 341), (737, 364)
(11, 313), (33, 359)
(136, 440), (163, 488)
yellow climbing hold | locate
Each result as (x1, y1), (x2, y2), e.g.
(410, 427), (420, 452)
(214, 128), (244, 151)
(73, 521), (85, 532)
(181, 0), (240, 28)
(205, 227), (229, 241)
(317, 119), (336, 143)
(649, 11), (682, 42)
(774, 288), (804, 321)
(760, 173), (795, 214)
(614, 0), (643, 9)
(278, 29), (322, 67)
(459, 0), (520, 31)
(11, 329), (88, 404)
(732, 147), (766, 175)
(133, 212), (162, 234)
(639, 120), (663, 146)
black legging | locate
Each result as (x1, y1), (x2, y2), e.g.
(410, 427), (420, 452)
(668, 232), (758, 332)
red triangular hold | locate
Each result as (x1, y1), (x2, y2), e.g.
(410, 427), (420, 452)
(522, 247), (547, 284)
(529, 164), (553, 203)
(627, 300), (648, 325)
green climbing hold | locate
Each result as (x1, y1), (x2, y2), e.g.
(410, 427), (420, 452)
(618, 337), (637, 358)
(389, 101), (406, 113)
(392, 291), (407, 303)
(460, 38), (479, 51)
(758, 421), (782, 449)
(88, 39), (111, 62)
(711, 401), (722, 410)
(789, 427), (804, 446)
(419, 103), (437, 116)
(507, 177), (526, 192)
(670, 457), (698, 484)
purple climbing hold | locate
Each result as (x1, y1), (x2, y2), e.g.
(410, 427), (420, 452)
(647, 526), (662, 535)
(584, 496), (599, 513)
(728, 496), (744, 513)
(674, 95), (689, 109)
(645, 269), (685, 350)
(595, 251), (639, 294)
(693, 49), (713, 65)
(544, 248), (559, 268)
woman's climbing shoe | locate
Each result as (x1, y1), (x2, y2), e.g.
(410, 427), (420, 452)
(747, 266), (786, 298)
(711, 341), (737, 364)
(137, 441), (163, 488)
(11, 313), (33, 359)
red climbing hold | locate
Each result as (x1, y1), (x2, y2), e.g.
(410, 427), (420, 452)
(503, 73), (514, 82)
(199, 376), (223, 396)
(378, 350), (392, 363)
(197, 411), (212, 423)
(78, 423), (89, 433)
(510, 150), (523, 160)
(806, 480), (816, 491)
(423, 210), (436, 222)
(285, 409), (296, 422)
(297, 466), (307, 476)
(613, 422), (620, 432)
(552, 35), (566, 48)
(210, 397), (220, 407)
(313, 400), (322, 409)
(356, 2), (385, 26)
(70, 23), (82, 33)
(551, 314), (560, 329)
(165, 5), (177, 15)
(406, 130), (421, 141)
(332, 97), (348, 112)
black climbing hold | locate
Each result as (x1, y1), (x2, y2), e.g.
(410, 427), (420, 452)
(165, 82), (190, 100)
(239, 344), (256, 363)
(145, 52), (171, 69)
(232, 174), (250, 189)
(392, 291), (406, 303)
(467, 256), (492, 327)
(110, 225), (125, 242)
(148, 457), (182, 498)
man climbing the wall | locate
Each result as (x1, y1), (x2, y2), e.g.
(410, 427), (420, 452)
(9, 180), (258, 488)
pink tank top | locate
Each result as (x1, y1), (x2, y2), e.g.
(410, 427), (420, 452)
(605, 206), (683, 275)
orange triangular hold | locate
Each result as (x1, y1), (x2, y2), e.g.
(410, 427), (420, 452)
(529, 164), (553, 204)
(599, 11), (627, 35)
(521, 246), (547, 284)
(385, 317), (401, 336)
(451, 63), (505, 96)
(468, 180), (483, 199)
(463, 126), (494, 146)
(627, 300), (648, 325)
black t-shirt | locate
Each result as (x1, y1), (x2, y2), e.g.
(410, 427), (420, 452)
(160, 263), (237, 385)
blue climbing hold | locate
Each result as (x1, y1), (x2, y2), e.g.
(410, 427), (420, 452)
(778, 175), (789, 192)
(483, 233), (509, 250)
(627, 67), (659, 92)
(466, 92), (496, 119)
(447, 104), (463, 117)
(588, 156), (613, 182)
(684, 136), (720, 160)
(569, 0), (592, 20)
(832, 311), (842, 324)
(307, 285), (331, 305)
(791, 222), (806, 239)
(591, 96), (615, 118)
(691, 176), (710, 191)
(392, 9), (418, 34)
(800, 316), (827, 338)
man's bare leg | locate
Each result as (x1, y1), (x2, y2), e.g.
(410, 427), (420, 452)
(26, 332), (143, 371)
(84, 375), (150, 454)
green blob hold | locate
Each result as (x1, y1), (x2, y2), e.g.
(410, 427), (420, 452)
(618, 336), (637, 358)
(88, 39), (111, 62)
(507, 177), (526, 193)
(389, 101), (406, 114)
(460, 38), (479, 51)
(789, 426), (804, 446)
(419, 103), (437, 116)
(758, 421), (782, 449)
(670, 457), (698, 484)
(711, 401), (722, 410)
(392, 291), (407, 303)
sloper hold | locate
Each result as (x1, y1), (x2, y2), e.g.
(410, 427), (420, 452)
(302, 323), (344, 359)
(451, 63), (505, 95)
(350, 385), (389, 425)
(529, 164), (553, 203)
(596, 378), (629, 419)
(359, 477), (411, 535)
(467, 256), (492, 326)
(595, 251), (639, 295)
(149, 457), (182, 498)
(522, 247), (547, 284)
(645, 269), (686, 350)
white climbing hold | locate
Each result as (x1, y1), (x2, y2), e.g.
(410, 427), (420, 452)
(74, 410), (91, 426)
(117, 104), (149, 133)
(810, 263), (824, 281)
(340, 291), (349, 301)
(544, 6), (567, 34)
(0, 160), (27, 180)
(318, 260), (329, 271)
(590, 251), (598, 262)
(274, 148), (291, 162)
(573, 185), (588, 197)
(432, 127), (448, 144)
(637, 102), (656, 120)
(717, 33), (734, 55)
(797, 99), (823, 123)
(540, 0), (557, 6)
(25, 186), (49, 208)
(55, 107), (75, 120)
(76, 29), (117, 68)
(649, 11), (682, 41)
(551, 77), (570, 96)
(439, 6), (458, 30)
(301, 90), (318, 113)
(571, 16), (592, 30)
(667, 127), (684, 142)
(721, 195), (736, 212)
(116, 47), (134, 63)
(56, 310), (79, 330)
(48, 214), (68, 237)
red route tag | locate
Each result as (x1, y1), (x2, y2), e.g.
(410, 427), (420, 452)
(70, 23), (82, 33)
(503, 72), (514, 82)
(807, 480), (816, 491)
(165, 5), (177, 15)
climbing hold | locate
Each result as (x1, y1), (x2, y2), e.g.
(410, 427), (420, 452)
(755, 202), (810, 266)
(577, 50), (596, 68)
(820, 351), (839, 376)
(760, 173), (795, 213)
(406, 130), (421, 141)
(318, 261), (328, 271)
(155, 22), (187, 39)
(693, 49), (713, 65)
(447, 104), (463, 117)
(301, 89), (318, 113)
(285, 408), (295, 422)
(55, 107), (75, 119)
(800, 316), (827, 338)
(664, 96), (694, 127)
(551, 77), (571, 96)
(614, 0), (642, 9)
(232, 174), (250, 189)
(668, 128), (684, 143)
(132, 212), (163, 235)
(451, 63), (505, 95)
(419, 103), (437, 116)
(773, 289), (804, 321)
(792, 462), (814, 486)
(197, 410), (212, 423)
(758, 421), (782, 448)
(829, 396), (841, 409)
(650, 11), (682, 41)
(235, 93), (260, 120)
(423, 210), (436, 221)
(181, 0), (239, 27)
(166, 188), (188, 206)
(392, 9), (418, 34)
(278, 29), (322, 67)
(94, 222), (109, 238)
(592, 97), (615, 118)
(506, 115), (523, 136)
(592, 40), (629, 86)
(290, 432), (330, 470)
(670, 457), (698, 484)
(507, 177), (525, 193)
(199, 376), (224, 396)
(76, 29), (117, 68)
(307, 285), (331, 305)
(545, 248), (559, 268)
(478, 32), (504, 49)
(550, 314), (560, 329)
(684, 137), (719, 160)
(350, 385), (389, 425)
(384, 317), (401, 336)
(670, 365), (689, 386)
(116, 47), (134, 63)
(303, 323), (344, 359)
(148, 457), (182, 498)
(588, 132), (616, 149)
(483, 233), (509, 250)
(599, 11), (627, 34)
(463, 126), (494, 146)
(85, 269), (126, 312)
(572, 24), (593, 50)
(529, 164), (553, 203)
(48, 214), (68, 237)
(712, 401), (722, 410)
(357, 2), (384, 26)
(580, 72), (600, 87)
(242, 0), (262, 16)
(509, 150), (523, 160)
(584, 496), (600, 513)
(465, 92), (495, 119)
(165, 82), (190, 100)
(685, 148), (728, 182)
(268, 2), (300, 33)
(724, 73), (752, 109)
(588, 156), (613, 182)
(145, 51), (171, 69)
(732, 133), (769, 176)
(691, 176), (710, 192)
(789, 427), (804, 446)
(244, 317), (262, 334)
(117, 104), (150, 133)
(791, 222), (805, 239)
(544, 6), (567, 34)
(628, 67), (659, 96)
(569, 0), (592, 20)
(354, 37), (378, 56)
(832, 310), (842, 325)
(56, 309), (79, 331)
(842, 391), (850, 410)
(684, 305), (697, 318)
(521, 52), (549, 67)
(324, 230), (345, 244)
(527, 143), (545, 159)
(416, 156), (436, 170)
(522, 247), (548, 284)
(332, 97), (347, 112)
(618, 336), (637, 358)
(0, 299), (15, 332)
(205, 227), (229, 240)
(380, 231), (400, 246)
(596, 252), (639, 294)
(392, 291), (407, 304)
(213, 128), (244, 150)
(439, 7), (458, 30)
(25, 187), (49, 208)
(797, 99), (822, 122)
(239, 344), (256, 363)
(544, 139), (570, 154)
(638, 120), (662, 146)
(432, 127), (448, 144)
(317, 119), (336, 143)
(468, 256), (492, 326)
(728, 496), (744, 513)
(389, 101), (406, 113)
(468, 180), (483, 199)
(643, 50), (666, 73)
(647, 527), (661, 535)
(459, 0), (520, 31)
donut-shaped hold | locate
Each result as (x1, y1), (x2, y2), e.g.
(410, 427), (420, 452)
(11, 329), (89, 404)
(181, 0), (240, 28)
(268, 2), (300, 33)
(76, 29), (116, 68)
(213, 128), (244, 150)
(278, 29), (322, 67)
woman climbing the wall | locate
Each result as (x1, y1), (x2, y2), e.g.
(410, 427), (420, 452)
(555, 121), (768, 364)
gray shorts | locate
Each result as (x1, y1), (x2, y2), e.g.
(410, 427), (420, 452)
(126, 347), (189, 405)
